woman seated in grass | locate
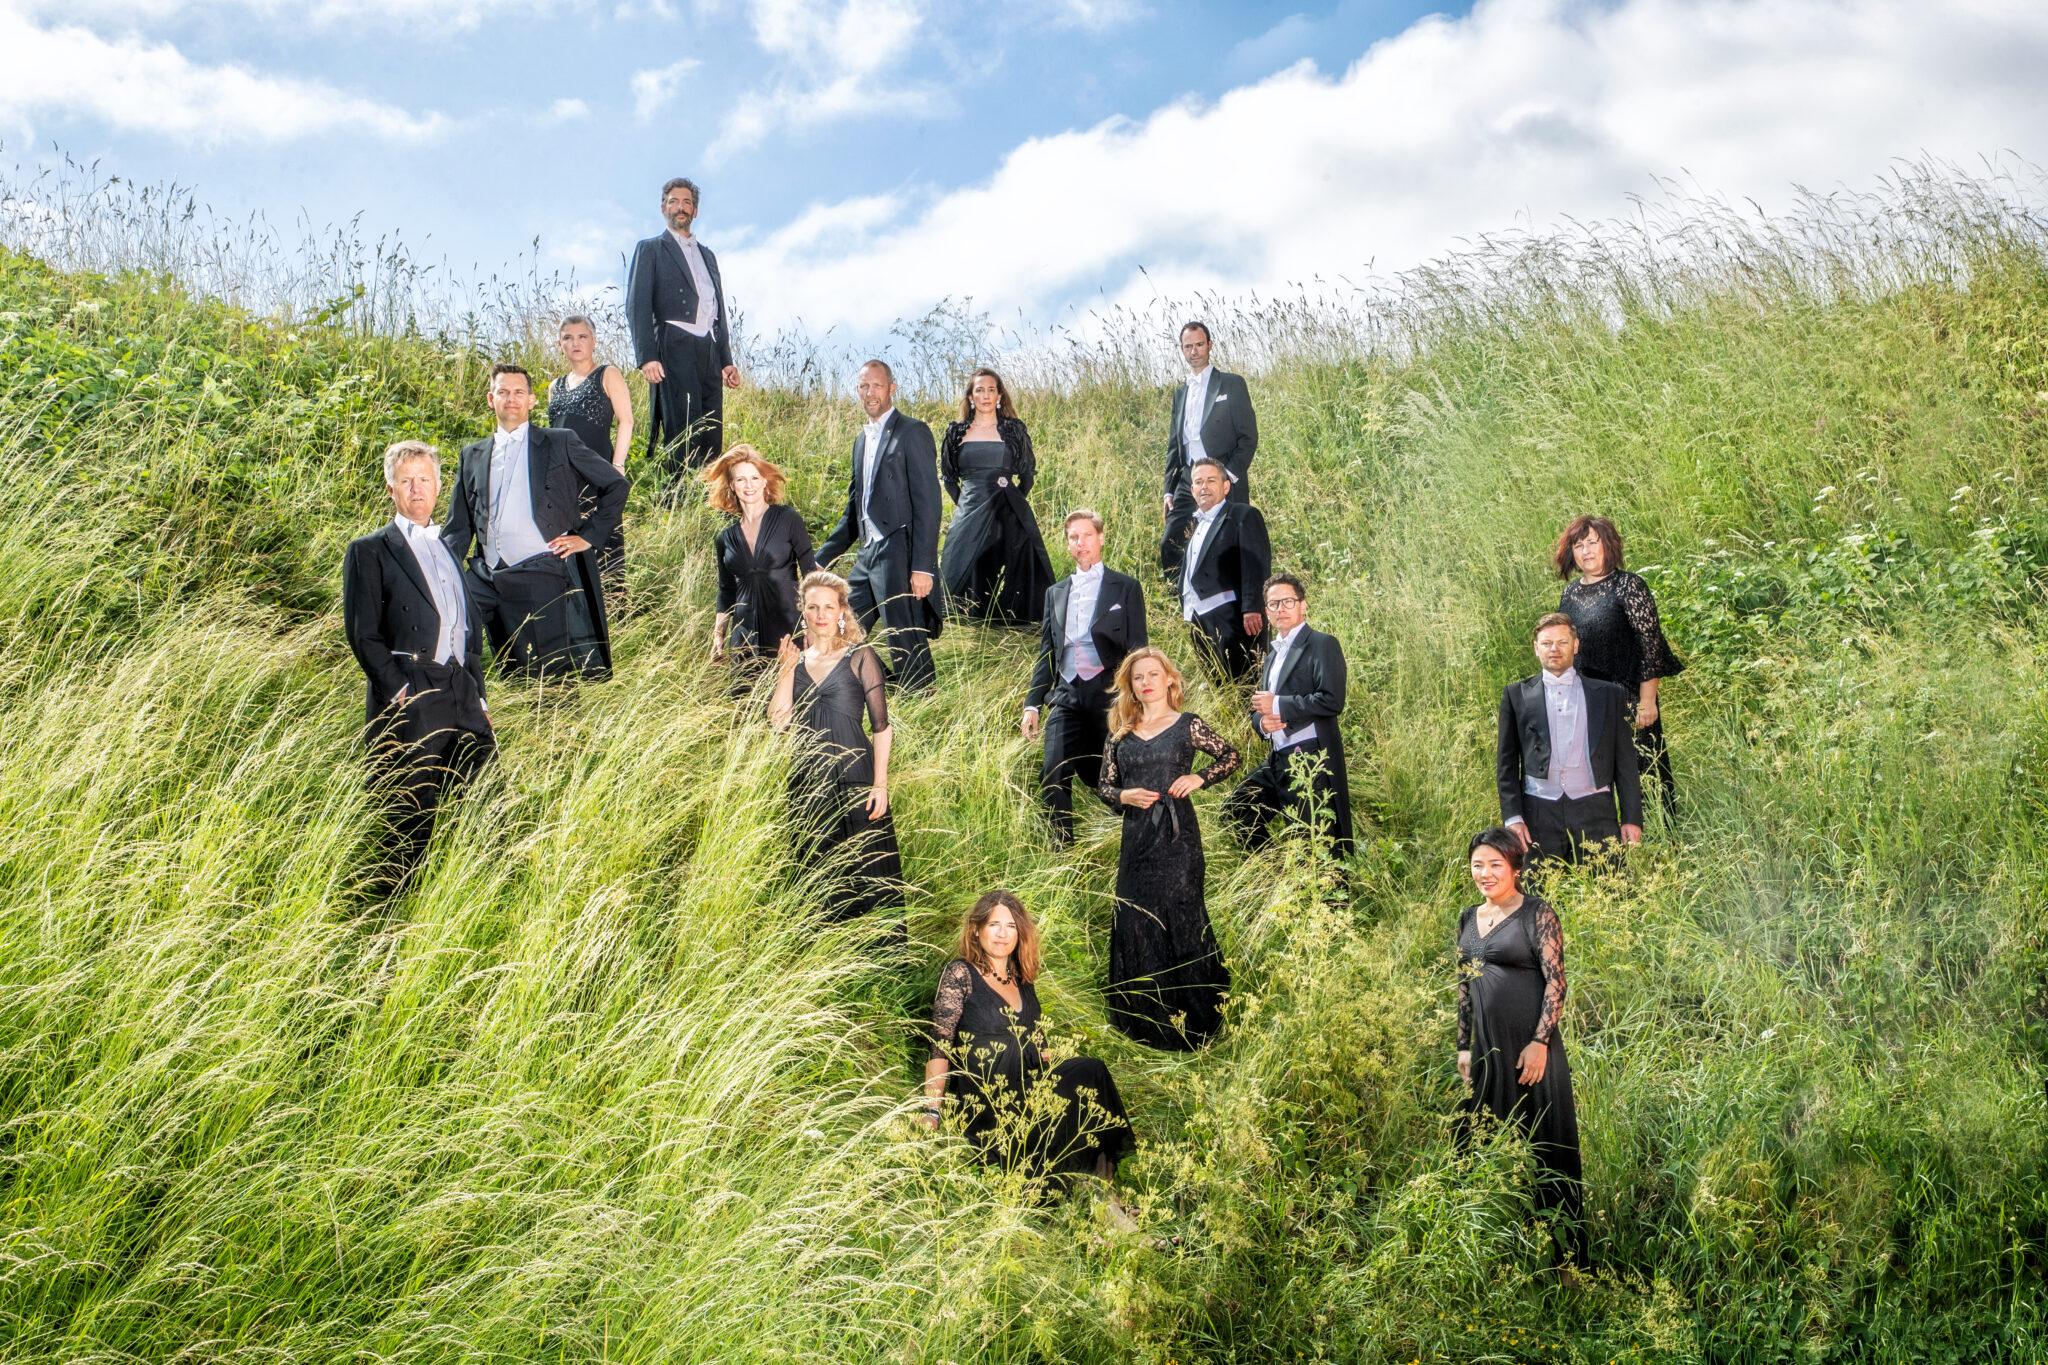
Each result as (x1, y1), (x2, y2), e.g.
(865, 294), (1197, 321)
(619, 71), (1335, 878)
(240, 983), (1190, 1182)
(1456, 826), (1587, 1271)
(921, 891), (1135, 1192)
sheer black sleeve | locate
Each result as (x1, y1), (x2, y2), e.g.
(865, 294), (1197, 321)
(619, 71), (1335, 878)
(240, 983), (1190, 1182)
(1097, 735), (1125, 811)
(929, 958), (973, 1061)
(1617, 572), (1684, 680)
(1529, 898), (1567, 1045)
(851, 645), (890, 732)
(1187, 714), (1242, 785)
(1456, 907), (1474, 1050)
(1009, 419), (1038, 496)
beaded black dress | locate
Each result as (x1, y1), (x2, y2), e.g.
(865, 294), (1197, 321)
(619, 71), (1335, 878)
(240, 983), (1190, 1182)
(939, 419), (1055, 627)
(548, 366), (626, 590)
(928, 959), (1135, 1180)
(786, 644), (903, 933)
(1558, 570), (1683, 809)
(1097, 712), (1241, 1050)
(1456, 894), (1586, 1263)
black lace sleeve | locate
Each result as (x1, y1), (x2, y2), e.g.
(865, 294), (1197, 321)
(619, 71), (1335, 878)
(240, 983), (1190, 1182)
(851, 645), (889, 732)
(1186, 714), (1242, 785)
(1009, 419), (1037, 496)
(1529, 898), (1567, 1045)
(1617, 572), (1684, 680)
(929, 959), (973, 1061)
(1097, 736), (1125, 811)
(1456, 906), (1474, 1050)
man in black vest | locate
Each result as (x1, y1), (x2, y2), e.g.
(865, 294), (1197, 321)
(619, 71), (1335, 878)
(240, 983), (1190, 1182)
(1224, 572), (1354, 858)
(626, 176), (740, 477)
(1161, 320), (1257, 578)
(343, 440), (496, 888)
(1498, 612), (1645, 863)
(817, 359), (943, 691)
(1178, 456), (1270, 682)
(1021, 509), (1148, 845)
(443, 364), (628, 680)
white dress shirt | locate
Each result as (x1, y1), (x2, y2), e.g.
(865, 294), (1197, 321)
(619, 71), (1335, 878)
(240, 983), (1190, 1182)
(1261, 622), (1319, 748)
(666, 229), (717, 337)
(859, 413), (891, 545)
(485, 422), (551, 568)
(1062, 563), (1107, 682)
(395, 516), (468, 665)
(1181, 501), (1236, 620)
(1518, 667), (1608, 813)
(1181, 365), (1212, 466)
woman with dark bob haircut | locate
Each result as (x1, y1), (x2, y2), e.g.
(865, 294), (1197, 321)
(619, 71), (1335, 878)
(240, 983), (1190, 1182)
(1552, 515), (1683, 813)
(921, 890), (1136, 1190)
(937, 367), (1056, 627)
(1455, 827), (1586, 1270)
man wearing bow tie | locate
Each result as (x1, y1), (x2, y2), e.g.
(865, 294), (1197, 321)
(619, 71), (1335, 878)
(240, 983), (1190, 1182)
(343, 441), (496, 887)
(817, 359), (942, 691)
(1160, 320), (1258, 579)
(442, 364), (629, 679)
(1021, 509), (1149, 845)
(627, 176), (742, 478)
(1224, 573), (1354, 859)
(1498, 613), (1644, 863)
(1178, 456), (1270, 683)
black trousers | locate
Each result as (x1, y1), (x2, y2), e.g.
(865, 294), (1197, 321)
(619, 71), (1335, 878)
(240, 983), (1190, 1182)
(1158, 471), (1252, 579)
(1038, 675), (1113, 843)
(1520, 791), (1622, 865)
(1187, 604), (1261, 684)
(647, 329), (725, 480)
(466, 554), (596, 680)
(1223, 736), (1355, 859)
(847, 536), (936, 691)
(367, 659), (495, 889)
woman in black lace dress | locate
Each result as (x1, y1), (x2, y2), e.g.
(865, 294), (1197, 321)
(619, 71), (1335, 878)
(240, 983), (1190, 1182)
(1097, 646), (1241, 1050)
(1554, 515), (1683, 813)
(938, 368), (1055, 627)
(704, 446), (817, 679)
(1456, 826), (1586, 1269)
(550, 315), (635, 594)
(921, 891), (1136, 1190)
(768, 572), (903, 936)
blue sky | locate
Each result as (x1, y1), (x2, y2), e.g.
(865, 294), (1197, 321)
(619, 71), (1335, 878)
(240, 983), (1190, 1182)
(4, 0), (2048, 352)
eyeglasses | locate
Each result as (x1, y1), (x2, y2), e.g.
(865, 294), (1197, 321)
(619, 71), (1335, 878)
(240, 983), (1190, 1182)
(1266, 596), (1303, 609)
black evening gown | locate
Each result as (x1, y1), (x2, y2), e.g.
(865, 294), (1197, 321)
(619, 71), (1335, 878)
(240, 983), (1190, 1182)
(1559, 570), (1683, 811)
(1097, 713), (1242, 1050)
(939, 421), (1055, 627)
(548, 366), (626, 591)
(928, 958), (1135, 1181)
(786, 644), (904, 935)
(1457, 895), (1586, 1263)
(717, 504), (818, 667)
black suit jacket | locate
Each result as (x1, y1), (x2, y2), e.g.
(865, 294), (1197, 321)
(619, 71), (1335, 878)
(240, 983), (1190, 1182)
(1253, 625), (1346, 734)
(1496, 672), (1644, 825)
(1182, 501), (1271, 611)
(342, 521), (486, 726)
(1025, 568), (1148, 710)
(625, 232), (734, 372)
(442, 425), (629, 569)
(817, 409), (942, 577)
(1165, 368), (1258, 496)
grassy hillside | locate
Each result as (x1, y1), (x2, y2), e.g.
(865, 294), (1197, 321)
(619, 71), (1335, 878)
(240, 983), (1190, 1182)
(2, 170), (2047, 1364)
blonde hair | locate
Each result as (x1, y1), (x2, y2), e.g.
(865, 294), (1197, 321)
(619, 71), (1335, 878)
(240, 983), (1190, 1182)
(701, 444), (789, 515)
(955, 890), (1042, 984)
(1107, 646), (1186, 740)
(382, 439), (439, 485)
(797, 570), (866, 644)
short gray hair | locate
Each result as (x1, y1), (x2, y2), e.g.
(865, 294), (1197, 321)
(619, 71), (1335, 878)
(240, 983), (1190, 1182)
(558, 313), (595, 334)
(1190, 454), (1230, 480)
(1063, 508), (1104, 535)
(661, 176), (701, 204)
(383, 439), (440, 485)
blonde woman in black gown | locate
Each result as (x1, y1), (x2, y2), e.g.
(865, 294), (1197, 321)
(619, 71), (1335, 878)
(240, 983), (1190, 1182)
(1457, 825), (1586, 1270)
(549, 314), (635, 594)
(1096, 646), (1240, 1050)
(769, 572), (903, 937)
(922, 890), (1135, 1194)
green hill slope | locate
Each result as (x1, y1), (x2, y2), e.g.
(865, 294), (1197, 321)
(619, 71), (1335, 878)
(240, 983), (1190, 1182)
(2, 173), (2046, 1363)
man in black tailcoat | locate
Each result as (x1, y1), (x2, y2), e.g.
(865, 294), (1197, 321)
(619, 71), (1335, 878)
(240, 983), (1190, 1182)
(1224, 572), (1354, 859)
(626, 175), (741, 477)
(1498, 612), (1645, 863)
(1178, 456), (1270, 683)
(1161, 319), (1257, 578)
(1022, 509), (1148, 845)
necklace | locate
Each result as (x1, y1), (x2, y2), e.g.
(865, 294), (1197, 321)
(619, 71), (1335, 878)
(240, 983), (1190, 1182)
(985, 961), (1014, 985)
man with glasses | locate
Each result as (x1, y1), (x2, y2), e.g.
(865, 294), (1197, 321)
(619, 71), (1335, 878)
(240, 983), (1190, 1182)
(1223, 572), (1354, 859)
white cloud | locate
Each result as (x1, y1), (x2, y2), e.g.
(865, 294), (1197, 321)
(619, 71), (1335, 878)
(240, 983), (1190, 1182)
(0, 3), (447, 144)
(630, 56), (701, 122)
(716, 0), (2048, 338)
(705, 0), (932, 161)
(548, 97), (592, 122)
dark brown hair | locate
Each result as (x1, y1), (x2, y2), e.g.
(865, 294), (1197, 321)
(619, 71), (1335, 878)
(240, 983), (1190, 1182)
(1553, 515), (1624, 579)
(700, 444), (789, 514)
(958, 367), (1018, 423)
(1532, 611), (1577, 641)
(1180, 320), (1212, 344)
(955, 890), (1042, 983)
(488, 362), (532, 391)
(858, 358), (894, 382)
(1263, 571), (1307, 603)
(1467, 826), (1526, 873)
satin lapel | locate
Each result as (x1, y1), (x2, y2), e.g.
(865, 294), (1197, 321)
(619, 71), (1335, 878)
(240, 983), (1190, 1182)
(1271, 627), (1313, 694)
(380, 521), (434, 607)
(1201, 371), (1231, 447)
(1088, 574), (1118, 630)
(468, 437), (491, 531)
(1170, 384), (1187, 446)
(660, 231), (695, 311)
(1193, 505), (1228, 577)
(1521, 677), (1551, 772)
(525, 427), (549, 525)
(1049, 577), (1073, 641)
(1584, 678), (1607, 758)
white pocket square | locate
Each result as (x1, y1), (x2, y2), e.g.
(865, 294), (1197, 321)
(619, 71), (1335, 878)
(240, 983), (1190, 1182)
(1108, 603), (1122, 611)
(1212, 393), (1228, 403)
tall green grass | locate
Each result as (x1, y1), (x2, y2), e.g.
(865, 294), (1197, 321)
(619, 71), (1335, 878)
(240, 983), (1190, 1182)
(3, 163), (2047, 1362)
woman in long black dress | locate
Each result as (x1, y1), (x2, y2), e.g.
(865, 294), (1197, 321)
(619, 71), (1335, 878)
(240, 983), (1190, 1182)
(938, 368), (1055, 627)
(549, 314), (635, 594)
(921, 890), (1136, 1192)
(1554, 515), (1684, 814)
(768, 572), (903, 937)
(1456, 826), (1586, 1269)
(704, 445), (818, 678)
(1096, 646), (1241, 1050)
